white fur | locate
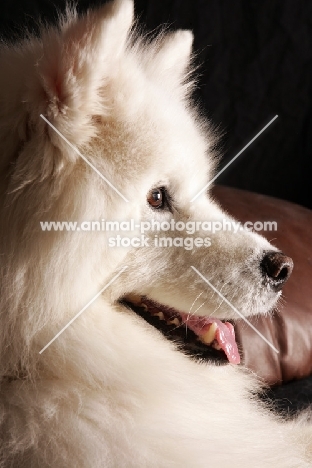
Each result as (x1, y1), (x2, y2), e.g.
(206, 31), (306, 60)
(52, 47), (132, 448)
(0, 1), (311, 466)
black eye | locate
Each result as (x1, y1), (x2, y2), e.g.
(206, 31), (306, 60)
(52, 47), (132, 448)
(147, 188), (164, 209)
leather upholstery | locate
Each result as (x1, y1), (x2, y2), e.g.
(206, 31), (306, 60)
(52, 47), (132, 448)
(213, 185), (312, 385)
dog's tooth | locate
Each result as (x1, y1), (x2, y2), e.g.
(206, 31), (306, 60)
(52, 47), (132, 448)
(154, 312), (165, 320)
(200, 323), (218, 345)
(212, 342), (221, 350)
(140, 303), (148, 311)
(167, 318), (180, 326)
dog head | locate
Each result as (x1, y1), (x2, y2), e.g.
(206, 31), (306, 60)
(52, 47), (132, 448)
(0, 0), (292, 368)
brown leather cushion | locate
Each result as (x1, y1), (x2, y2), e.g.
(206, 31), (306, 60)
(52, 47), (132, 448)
(212, 185), (312, 385)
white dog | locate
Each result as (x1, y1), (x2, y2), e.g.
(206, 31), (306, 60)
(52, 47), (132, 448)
(0, 1), (311, 466)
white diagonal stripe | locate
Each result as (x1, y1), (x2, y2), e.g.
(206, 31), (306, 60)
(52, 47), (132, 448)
(39, 266), (128, 354)
(40, 114), (129, 203)
(190, 115), (278, 202)
(191, 266), (279, 354)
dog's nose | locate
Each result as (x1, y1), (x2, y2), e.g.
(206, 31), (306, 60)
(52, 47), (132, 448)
(261, 251), (293, 292)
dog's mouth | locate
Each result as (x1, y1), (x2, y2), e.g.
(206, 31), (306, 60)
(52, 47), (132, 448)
(121, 295), (240, 365)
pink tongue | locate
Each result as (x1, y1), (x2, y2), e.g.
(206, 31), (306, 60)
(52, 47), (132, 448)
(180, 313), (240, 364)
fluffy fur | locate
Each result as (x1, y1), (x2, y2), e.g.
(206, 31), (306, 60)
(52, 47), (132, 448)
(0, 1), (311, 466)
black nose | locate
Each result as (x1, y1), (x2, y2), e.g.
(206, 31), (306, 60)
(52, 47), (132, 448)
(261, 251), (293, 292)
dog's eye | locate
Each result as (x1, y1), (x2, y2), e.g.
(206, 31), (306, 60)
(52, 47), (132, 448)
(147, 187), (171, 211)
(147, 187), (173, 212)
(147, 188), (166, 209)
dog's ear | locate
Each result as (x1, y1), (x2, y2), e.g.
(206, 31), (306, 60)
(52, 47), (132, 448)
(0, 1), (133, 187)
(30, 0), (134, 154)
(146, 30), (194, 96)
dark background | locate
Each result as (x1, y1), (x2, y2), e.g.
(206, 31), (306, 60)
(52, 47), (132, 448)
(1, 0), (311, 209)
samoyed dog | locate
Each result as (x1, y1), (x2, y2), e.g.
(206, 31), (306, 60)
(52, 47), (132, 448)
(0, 0), (311, 466)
